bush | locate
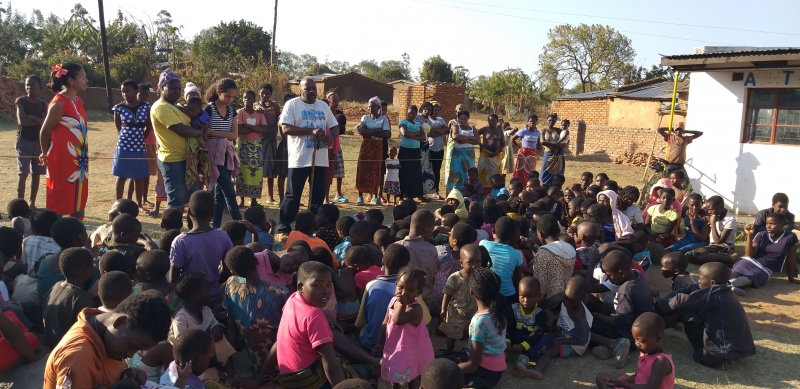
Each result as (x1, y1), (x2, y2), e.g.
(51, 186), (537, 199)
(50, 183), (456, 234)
(8, 53), (106, 88)
(110, 47), (152, 85)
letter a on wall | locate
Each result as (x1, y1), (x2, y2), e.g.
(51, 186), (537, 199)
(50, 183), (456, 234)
(744, 73), (756, 86)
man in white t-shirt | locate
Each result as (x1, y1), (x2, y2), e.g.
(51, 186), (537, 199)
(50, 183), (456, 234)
(276, 77), (338, 233)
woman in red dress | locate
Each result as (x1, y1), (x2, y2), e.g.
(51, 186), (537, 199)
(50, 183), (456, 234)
(39, 63), (89, 219)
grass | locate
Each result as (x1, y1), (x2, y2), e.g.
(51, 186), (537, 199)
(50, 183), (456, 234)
(1, 112), (799, 388)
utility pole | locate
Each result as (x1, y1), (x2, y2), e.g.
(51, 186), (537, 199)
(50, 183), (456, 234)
(97, 0), (113, 112)
(270, 0), (278, 67)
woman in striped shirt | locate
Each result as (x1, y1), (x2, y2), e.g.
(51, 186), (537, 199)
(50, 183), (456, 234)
(204, 78), (242, 228)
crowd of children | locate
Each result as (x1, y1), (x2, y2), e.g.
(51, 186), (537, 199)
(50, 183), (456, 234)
(0, 163), (797, 388)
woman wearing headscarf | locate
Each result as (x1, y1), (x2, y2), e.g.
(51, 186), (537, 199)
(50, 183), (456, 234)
(444, 109), (478, 193)
(597, 190), (634, 241)
(355, 97), (391, 205)
(540, 114), (570, 185)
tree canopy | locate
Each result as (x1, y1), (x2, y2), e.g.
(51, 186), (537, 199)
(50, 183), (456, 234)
(420, 55), (454, 83)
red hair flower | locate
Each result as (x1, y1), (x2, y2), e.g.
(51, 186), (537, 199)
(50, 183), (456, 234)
(51, 64), (68, 78)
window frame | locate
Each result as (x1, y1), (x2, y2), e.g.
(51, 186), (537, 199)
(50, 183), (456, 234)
(741, 87), (800, 146)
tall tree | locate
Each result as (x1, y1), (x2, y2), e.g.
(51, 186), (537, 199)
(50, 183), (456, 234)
(471, 68), (546, 115)
(419, 55), (454, 83)
(539, 24), (636, 93)
(306, 63), (334, 75)
(191, 20), (271, 73)
(452, 66), (471, 88)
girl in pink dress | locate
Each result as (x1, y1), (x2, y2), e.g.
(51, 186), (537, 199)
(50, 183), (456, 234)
(595, 312), (675, 389)
(374, 267), (434, 389)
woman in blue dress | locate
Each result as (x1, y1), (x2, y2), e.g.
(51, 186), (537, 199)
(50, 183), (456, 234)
(540, 114), (570, 185)
(112, 79), (152, 208)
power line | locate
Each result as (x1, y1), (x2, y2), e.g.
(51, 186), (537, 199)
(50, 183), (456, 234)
(408, 0), (738, 46)
(424, 0), (800, 37)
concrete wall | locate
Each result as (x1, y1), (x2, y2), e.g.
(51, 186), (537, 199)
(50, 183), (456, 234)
(550, 99), (609, 125)
(684, 71), (799, 215)
(391, 82), (414, 107)
(14, 82), (158, 111)
(397, 83), (466, 123)
(607, 98), (687, 129)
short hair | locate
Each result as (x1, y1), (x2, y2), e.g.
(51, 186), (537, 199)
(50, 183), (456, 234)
(115, 293), (172, 342)
(380, 100), (388, 107)
(243, 89), (256, 99)
(30, 208), (59, 237)
(332, 379), (373, 389)
(528, 171), (540, 179)
(59, 247), (93, 278)
(98, 251), (127, 274)
(484, 205), (504, 225)
(494, 216), (518, 241)
(620, 186), (640, 201)
(0, 227), (23, 259)
(111, 379), (141, 389)
(479, 245), (492, 268)
(400, 199), (417, 214)
(26, 75), (43, 86)
(186, 96), (203, 107)
(440, 205), (455, 216)
(350, 221), (374, 239)
(51, 217), (86, 248)
(7, 198), (30, 218)
(173, 328), (213, 365)
(374, 229), (392, 246)
(137, 249), (171, 278)
(188, 191), (214, 220)
(603, 180), (619, 192)
(706, 195), (724, 208)
(488, 113), (499, 120)
(659, 188), (676, 198)
(139, 84), (151, 92)
(510, 181), (523, 191)
(365, 209), (384, 225)
(581, 198), (597, 210)
(221, 221), (248, 243)
(246, 242), (266, 252)
(383, 244), (411, 272)
(311, 246), (334, 268)
(98, 271), (132, 309)
(259, 83), (273, 92)
(772, 192), (789, 205)
(287, 240), (313, 260)
(174, 271), (209, 301)
(596, 173), (609, 180)
(602, 250), (633, 273)
(461, 183), (475, 195)
(441, 213), (460, 228)
(661, 251), (688, 272)
(632, 312), (665, 338)
(112, 214), (141, 235)
(451, 222), (477, 249)
(392, 205), (410, 221)
(395, 229), (410, 240)
(685, 193), (703, 205)
(318, 204), (340, 224)
(294, 210), (315, 234)
(587, 203), (605, 218)
(410, 209), (435, 230)
(397, 266), (427, 291)
(467, 211), (485, 227)
(113, 199), (140, 217)
(669, 170), (686, 180)
(699, 262), (730, 284)
(343, 245), (371, 267)
(160, 208), (183, 230)
(564, 276), (589, 299)
(421, 358), (464, 389)
(159, 229), (182, 254)
(491, 174), (504, 182)
(519, 276), (541, 293)
(298, 261), (330, 284)
(121, 79), (138, 90)
(336, 216), (357, 235)
(536, 214), (560, 237)
(767, 212), (787, 224)
(225, 246), (257, 276)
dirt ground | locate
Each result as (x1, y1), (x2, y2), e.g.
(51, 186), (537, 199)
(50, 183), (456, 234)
(0, 113), (799, 388)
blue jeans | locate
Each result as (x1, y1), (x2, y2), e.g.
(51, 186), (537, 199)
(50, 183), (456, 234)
(278, 166), (327, 233)
(158, 159), (199, 208)
(213, 165), (242, 228)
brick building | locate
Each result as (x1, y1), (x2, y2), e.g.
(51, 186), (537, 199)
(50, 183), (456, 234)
(289, 72), (392, 103)
(396, 82), (467, 123)
(13, 82), (158, 112)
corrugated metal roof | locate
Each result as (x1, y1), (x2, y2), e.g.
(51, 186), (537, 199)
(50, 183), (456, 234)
(555, 88), (614, 100)
(621, 81), (675, 99)
(663, 48), (800, 60)
(555, 80), (681, 101)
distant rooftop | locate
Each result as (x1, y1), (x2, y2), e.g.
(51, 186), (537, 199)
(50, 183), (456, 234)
(661, 46), (800, 71)
(554, 79), (681, 101)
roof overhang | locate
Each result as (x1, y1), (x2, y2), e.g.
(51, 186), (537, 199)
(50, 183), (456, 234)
(661, 48), (800, 72)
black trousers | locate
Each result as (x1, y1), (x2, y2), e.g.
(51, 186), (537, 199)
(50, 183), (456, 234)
(278, 166), (327, 233)
(429, 149), (445, 194)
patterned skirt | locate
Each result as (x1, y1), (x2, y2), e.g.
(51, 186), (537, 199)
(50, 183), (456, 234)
(333, 148), (345, 179)
(445, 142), (476, 193)
(513, 147), (538, 182)
(235, 137), (264, 198)
(420, 141), (436, 194)
(540, 150), (565, 185)
(477, 147), (503, 188)
(356, 138), (383, 194)
(384, 181), (401, 195)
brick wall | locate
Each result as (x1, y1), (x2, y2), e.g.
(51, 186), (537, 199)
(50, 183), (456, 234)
(549, 99), (609, 125)
(14, 82), (158, 111)
(397, 82), (466, 123)
(568, 122), (656, 158)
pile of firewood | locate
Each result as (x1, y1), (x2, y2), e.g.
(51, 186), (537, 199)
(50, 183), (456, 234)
(613, 152), (651, 167)
(0, 75), (23, 119)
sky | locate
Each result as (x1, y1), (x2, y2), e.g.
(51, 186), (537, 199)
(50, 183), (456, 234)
(14, 0), (800, 80)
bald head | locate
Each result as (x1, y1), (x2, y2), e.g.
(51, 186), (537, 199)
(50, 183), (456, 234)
(577, 222), (601, 240)
(699, 262), (730, 285)
(518, 276), (541, 294)
(299, 77), (317, 103)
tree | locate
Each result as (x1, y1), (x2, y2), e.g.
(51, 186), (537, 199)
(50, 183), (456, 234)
(420, 55), (453, 83)
(539, 24), (636, 93)
(277, 51), (317, 78)
(109, 47), (151, 84)
(191, 20), (271, 73)
(327, 60), (354, 74)
(0, 3), (39, 73)
(470, 68), (547, 117)
(306, 63), (334, 76)
(453, 66), (471, 88)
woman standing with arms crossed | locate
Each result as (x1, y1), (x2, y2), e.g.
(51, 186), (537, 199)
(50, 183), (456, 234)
(204, 78), (242, 228)
(510, 114), (541, 182)
(445, 110), (479, 193)
(39, 63), (89, 219)
(112, 79), (152, 209)
(355, 97), (391, 206)
(427, 101), (449, 199)
(399, 105), (426, 202)
(540, 114), (570, 186)
(255, 83), (281, 205)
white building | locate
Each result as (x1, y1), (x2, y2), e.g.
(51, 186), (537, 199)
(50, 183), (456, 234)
(661, 47), (800, 215)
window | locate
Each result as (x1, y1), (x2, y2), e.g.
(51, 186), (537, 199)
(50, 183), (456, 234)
(743, 88), (800, 145)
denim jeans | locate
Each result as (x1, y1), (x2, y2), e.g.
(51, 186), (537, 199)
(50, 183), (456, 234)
(157, 159), (199, 208)
(278, 166), (327, 233)
(212, 165), (242, 228)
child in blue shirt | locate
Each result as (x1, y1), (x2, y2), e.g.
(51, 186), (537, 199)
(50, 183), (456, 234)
(333, 216), (356, 265)
(242, 206), (274, 250)
(490, 174), (509, 199)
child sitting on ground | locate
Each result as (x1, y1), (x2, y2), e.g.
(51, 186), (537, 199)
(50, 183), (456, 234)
(254, 246), (299, 288)
(0, 308), (42, 378)
(618, 186), (644, 231)
(20, 208), (60, 276)
(373, 229), (393, 253)
(334, 216), (357, 264)
(221, 220), (251, 247)
(345, 246), (383, 298)
(665, 193), (709, 256)
(630, 231), (652, 275)
(661, 252), (696, 292)
(586, 249), (653, 369)
(506, 277), (554, 372)
(439, 243), (480, 353)
(315, 204), (341, 251)
(356, 245), (412, 352)
(531, 214), (576, 306)
(37, 217), (92, 302)
(754, 192), (795, 233)
(160, 208), (183, 231)
(159, 230), (181, 255)
(350, 221), (383, 268)
(657, 262), (756, 368)
(645, 188), (679, 247)
(730, 213), (798, 292)
(575, 222), (602, 270)
(286, 210), (337, 268)
(466, 167), (485, 204)
(97, 214), (150, 278)
(432, 213), (460, 246)
(97, 271), (132, 312)
(42, 248), (96, 348)
(160, 328), (215, 389)
(170, 271), (235, 385)
(134, 249), (182, 313)
(374, 267), (435, 389)
(669, 170), (689, 204)
(490, 174), (509, 199)
(8, 199), (32, 238)
(43, 293), (172, 389)
(515, 276), (593, 380)
(458, 268), (508, 389)
(243, 206), (275, 250)
(89, 199), (139, 249)
(595, 312), (674, 389)
(686, 195), (737, 265)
